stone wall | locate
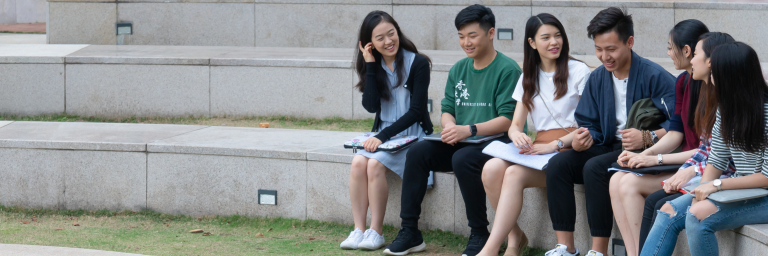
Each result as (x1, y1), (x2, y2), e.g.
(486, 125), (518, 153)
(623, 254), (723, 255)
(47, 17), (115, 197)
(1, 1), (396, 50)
(46, 0), (768, 60)
(0, 0), (46, 24)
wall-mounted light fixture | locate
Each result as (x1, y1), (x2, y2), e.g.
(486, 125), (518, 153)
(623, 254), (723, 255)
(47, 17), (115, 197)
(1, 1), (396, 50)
(258, 189), (277, 205)
(116, 22), (132, 35)
(497, 28), (513, 40)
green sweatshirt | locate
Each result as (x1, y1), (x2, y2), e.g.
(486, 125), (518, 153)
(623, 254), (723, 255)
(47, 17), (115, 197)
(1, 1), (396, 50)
(441, 51), (522, 126)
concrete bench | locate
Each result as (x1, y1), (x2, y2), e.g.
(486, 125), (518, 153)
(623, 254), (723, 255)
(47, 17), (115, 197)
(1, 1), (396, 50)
(0, 44), (685, 120)
(0, 120), (765, 255)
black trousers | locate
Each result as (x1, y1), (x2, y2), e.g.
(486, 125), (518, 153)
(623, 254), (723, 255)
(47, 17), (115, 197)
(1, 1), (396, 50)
(638, 189), (684, 253)
(545, 142), (622, 237)
(400, 137), (510, 234)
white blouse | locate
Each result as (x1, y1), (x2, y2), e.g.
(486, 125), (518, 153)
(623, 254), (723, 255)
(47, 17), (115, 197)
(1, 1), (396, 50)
(511, 60), (590, 132)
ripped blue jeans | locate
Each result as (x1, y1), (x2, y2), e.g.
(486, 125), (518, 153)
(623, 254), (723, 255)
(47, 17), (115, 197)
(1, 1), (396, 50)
(685, 195), (768, 256)
(641, 194), (768, 256)
(640, 194), (693, 256)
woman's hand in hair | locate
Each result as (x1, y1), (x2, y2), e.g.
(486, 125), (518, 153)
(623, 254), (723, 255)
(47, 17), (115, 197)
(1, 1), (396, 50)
(510, 131), (533, 150)
(359, 41), (375, 63)
(363, 137), (383, 152)
(664, 166), (697, 193)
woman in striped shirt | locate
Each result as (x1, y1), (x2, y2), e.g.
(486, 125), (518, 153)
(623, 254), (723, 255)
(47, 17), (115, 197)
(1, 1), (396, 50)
(642, 42), (768, 256)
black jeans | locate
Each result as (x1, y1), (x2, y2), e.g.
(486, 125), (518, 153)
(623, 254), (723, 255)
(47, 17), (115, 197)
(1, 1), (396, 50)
(399, 137), (509, 235)
(545, 142), (622, 237)
(638, 189), (683, 253)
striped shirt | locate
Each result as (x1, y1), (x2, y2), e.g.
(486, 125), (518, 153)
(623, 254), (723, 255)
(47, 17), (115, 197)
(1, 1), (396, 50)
(709, 105), (768, 178)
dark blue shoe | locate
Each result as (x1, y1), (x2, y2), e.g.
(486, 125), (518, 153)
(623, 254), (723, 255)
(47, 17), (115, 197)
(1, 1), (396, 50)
(383, 227), (426, 255)
(461, 233), (490, 256)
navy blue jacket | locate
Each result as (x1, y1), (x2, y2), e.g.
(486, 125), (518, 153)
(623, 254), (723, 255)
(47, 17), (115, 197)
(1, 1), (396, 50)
(575, 51), (676, 146)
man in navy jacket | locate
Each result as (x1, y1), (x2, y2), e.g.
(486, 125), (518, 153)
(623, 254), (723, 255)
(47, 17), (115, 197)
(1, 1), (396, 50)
(543, 7), (676, 256)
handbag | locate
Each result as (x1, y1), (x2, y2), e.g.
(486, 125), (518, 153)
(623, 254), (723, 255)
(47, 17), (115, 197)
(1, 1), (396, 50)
(532, 94), (574, 152)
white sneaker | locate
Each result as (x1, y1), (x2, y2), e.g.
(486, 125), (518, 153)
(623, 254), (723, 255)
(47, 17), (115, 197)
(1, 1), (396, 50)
(585, 250), (604, 256)
(340, 228), (364, 250)
(545, 244), (580, 256)
(358, 228), (386, 250)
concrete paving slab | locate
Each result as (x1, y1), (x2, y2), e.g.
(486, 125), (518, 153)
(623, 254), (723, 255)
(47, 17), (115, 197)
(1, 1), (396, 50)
(64, 45), (238, 65)
(0, 34), (46, 44)
(0, 122), (207, 151)
(147, 127), (360, 160)
(0, 121), (13, 128)
(0, 44), (88, 63)
(210, 47), (354, 68)
(0, 244), (148, 256)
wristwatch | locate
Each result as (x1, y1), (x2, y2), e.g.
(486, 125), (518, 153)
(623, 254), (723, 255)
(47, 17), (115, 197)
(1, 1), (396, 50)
(650, 130), (659, 144)
(469, 124), (477, 137)
(556, 139), (565, 150)
(713, 179), (723, 191)
(657, 154), (663, 166)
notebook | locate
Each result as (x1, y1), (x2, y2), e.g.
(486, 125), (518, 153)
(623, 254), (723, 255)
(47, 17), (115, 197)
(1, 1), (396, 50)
(423, 133), (504, 144)
(683, 182), (768, 203)
(481, 141), (558, 171)
(344, 132), (419, 152)
(608, 163), (681, 175)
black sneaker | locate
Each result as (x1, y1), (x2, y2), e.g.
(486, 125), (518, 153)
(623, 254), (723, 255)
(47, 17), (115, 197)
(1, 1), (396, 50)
(383, 227), (426, 255)
(461, 233), (490, 256)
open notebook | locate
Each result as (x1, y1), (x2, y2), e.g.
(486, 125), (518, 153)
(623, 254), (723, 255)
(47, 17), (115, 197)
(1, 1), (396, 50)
(481, 141), (558, 171)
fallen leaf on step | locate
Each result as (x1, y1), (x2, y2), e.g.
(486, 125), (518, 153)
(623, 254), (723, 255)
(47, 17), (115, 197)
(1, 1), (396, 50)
(54, 228), (62, 231)
(308, 237), (315, 241)
(166, 224), (169, 227)
(255, 233), (264, 237)
(202, 232), (211, 236)
(267, 228), (273, 232)
(189, 229), (203, 233)
(31, 217), (37, 222)
(22, 221), (29, 224)
(73, 223), (80, 226)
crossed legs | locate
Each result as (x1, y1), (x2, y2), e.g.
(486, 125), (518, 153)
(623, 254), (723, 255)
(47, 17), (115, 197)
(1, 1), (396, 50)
(478, 158), (546, 255)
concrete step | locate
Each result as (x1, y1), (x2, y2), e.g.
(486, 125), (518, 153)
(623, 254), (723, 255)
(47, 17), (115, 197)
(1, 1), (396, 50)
(7, 44), (767, 122)
(0, 120), (766, 255)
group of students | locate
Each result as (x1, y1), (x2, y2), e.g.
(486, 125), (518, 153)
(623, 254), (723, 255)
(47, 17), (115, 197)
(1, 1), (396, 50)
(340, 4), (768, 256)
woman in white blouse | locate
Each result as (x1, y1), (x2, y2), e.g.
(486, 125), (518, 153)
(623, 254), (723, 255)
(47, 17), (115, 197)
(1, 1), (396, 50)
(477, 13), (590, 256)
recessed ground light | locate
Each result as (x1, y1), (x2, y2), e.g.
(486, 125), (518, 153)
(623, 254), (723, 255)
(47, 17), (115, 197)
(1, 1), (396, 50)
(497, 28), (513, 40)
(258, 190), (277, 205)
(116, 22), (132, 35)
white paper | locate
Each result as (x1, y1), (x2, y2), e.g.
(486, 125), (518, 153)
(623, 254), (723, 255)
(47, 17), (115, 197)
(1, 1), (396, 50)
(481, 141), (558, 171)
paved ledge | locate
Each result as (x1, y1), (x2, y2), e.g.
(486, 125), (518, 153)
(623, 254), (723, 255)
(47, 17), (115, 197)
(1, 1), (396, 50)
(0, 244), (148, 256)
(0, 44), (88, 64)
(147, 126), (361, 160)
(0, 122), (206, 152)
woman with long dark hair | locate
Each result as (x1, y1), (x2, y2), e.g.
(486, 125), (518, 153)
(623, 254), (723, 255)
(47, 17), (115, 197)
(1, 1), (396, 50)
(681, 42), (768, 256)
(477, 13), (590, 256)
(638, 33), (739, 256)
(341, 10), (433, 251)
(607, 20), (710, 256)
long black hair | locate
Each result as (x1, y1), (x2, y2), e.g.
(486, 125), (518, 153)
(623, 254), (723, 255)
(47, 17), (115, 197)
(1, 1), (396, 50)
(694, 32), (735, 137)
(521, 13), (579, 111)
(710, 42), (768, 153)
(669, 19), (709, 130)
(354, 11), (430, 101)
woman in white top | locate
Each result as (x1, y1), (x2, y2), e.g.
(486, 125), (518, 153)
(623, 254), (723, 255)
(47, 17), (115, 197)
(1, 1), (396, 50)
(477, 13), (590, 256)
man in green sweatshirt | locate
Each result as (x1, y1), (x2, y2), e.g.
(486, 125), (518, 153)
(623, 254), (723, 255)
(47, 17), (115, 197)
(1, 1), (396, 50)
(384, 4), (522, 256)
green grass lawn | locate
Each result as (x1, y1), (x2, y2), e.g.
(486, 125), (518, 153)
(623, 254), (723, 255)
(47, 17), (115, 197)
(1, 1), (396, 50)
(0, 206), (545, 256)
